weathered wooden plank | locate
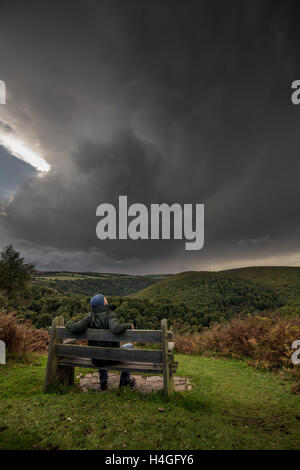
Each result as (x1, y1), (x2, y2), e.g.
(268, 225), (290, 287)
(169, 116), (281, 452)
(44, 316), (63, 392)
(0, 340), (5, 364)
(44, 317), (75, 392)
(56, 327), (173, 343)
(56, 344), (162, 363)
(168, 325), (175, 393)
(161, 319), (174, 398)
(59, 357), (178, 374)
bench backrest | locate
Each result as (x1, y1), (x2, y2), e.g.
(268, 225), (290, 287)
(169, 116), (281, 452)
(56, 326), (173, 344)
(53, 318), (174, 365)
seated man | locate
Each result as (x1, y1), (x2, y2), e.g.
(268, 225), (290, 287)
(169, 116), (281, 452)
(66, 293), (135, 391)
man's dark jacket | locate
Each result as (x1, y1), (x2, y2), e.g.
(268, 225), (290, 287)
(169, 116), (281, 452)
(66, 304), (132, 367)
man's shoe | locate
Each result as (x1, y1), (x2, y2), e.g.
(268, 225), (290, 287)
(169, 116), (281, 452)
(128, 377), (135, 388)
(120, 377), (135, 388)
(100, 381), (107, 391)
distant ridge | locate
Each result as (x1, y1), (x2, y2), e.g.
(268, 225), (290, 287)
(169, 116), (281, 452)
(131, 267), (300, 326)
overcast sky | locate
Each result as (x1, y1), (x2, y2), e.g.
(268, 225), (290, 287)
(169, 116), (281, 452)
(0, 0), (300, 274)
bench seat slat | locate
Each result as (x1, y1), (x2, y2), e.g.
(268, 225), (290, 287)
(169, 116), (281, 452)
(58, 357), (178, 374)
(56, 326), (173, 343)
(56, 343), (162, 363)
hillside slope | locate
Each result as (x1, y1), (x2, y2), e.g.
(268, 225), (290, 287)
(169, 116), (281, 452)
(12, 267), (300, 331)
(125, 268), (300, 328)
(223, 266), (300, 301)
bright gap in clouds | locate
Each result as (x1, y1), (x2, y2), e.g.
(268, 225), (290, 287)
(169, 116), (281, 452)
(0, 133), (50, 172)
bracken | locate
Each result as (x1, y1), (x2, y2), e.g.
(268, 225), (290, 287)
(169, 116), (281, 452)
(174, 314), (300, 372)
(0, 311), (49, 354)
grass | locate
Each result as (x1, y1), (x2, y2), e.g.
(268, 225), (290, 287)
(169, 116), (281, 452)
(0, 354), (299, 450)
(35, 274), (103, 281)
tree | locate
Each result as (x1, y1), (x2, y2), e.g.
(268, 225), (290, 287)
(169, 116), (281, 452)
(0, 245), (35, 310)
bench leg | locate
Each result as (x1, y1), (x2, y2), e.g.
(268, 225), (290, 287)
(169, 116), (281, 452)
(170, 371), (174, 395)
(57, 365), (74, 386)
(44, 317), (73, 392)
(161, 319), (174, 399)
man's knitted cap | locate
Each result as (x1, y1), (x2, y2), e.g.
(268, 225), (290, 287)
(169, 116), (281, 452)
(90, 294), (105, 309)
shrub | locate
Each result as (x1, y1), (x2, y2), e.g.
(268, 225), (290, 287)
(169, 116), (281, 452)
(0, 311), (49, 354)
(174, 314), (300, 371)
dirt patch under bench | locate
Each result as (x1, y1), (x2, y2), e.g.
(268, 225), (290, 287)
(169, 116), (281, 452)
(77, 372), (192, 394)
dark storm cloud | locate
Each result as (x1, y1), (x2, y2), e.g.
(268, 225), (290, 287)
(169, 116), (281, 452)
(0, 0), (300, 272)
(0, 121), (13, 133)
(3, 130), (177, 261)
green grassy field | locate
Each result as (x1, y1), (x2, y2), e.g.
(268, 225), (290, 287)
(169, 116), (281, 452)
(34, 272), (170, 282)
(31, 272), (171, 298)
(0, 354), (299, 450)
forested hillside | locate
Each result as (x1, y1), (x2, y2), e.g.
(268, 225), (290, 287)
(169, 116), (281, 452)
(117, 270), (283, 330)
(222, 267), (300, 314)
(4, 272), (169, 328)
(127, 268), (300, 326)
(3, 267), (300, 331)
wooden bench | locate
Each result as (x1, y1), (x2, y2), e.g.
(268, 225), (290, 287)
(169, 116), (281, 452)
(44, 316), (178, 398)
